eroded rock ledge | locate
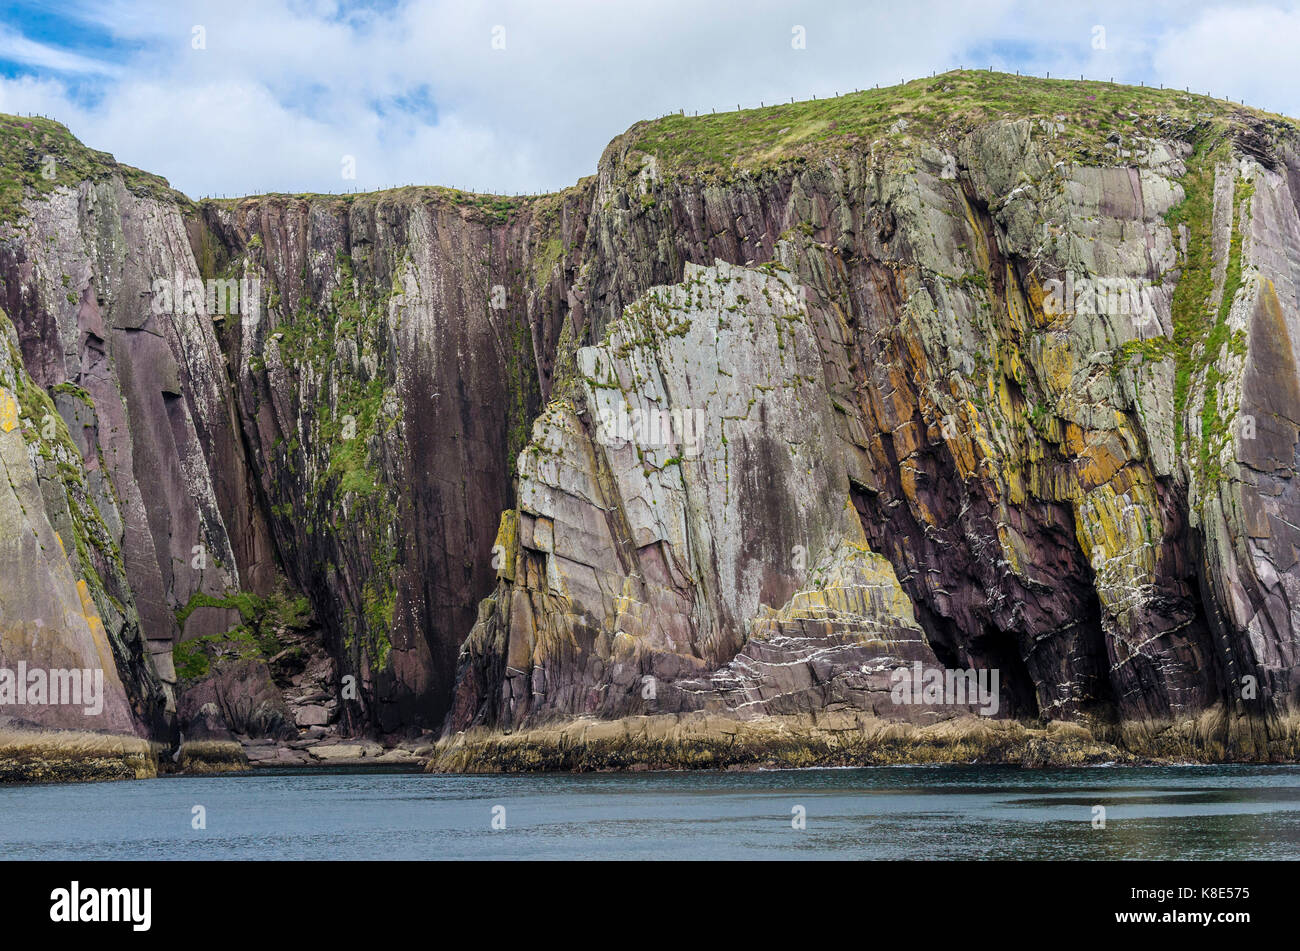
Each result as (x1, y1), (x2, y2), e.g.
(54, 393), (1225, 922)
(431, 709), (1300, 772)
(0, 729), (158, 783)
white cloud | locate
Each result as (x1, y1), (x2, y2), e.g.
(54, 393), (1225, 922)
(1152, 4), (1300, 113)
(1, 0), (1297, 198)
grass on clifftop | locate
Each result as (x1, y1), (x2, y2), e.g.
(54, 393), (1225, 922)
(627, 69), (1295, 177)
(0, 114), (187, 225)
(0, 113), (538, 226)
(8, 71), (1294, 220)
(201, 184), (536, 224)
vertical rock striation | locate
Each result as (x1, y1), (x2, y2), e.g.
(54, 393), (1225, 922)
(191, 185), (591, 731)
(0, 73), (1298, 765)
(446, 75), (1300, 750)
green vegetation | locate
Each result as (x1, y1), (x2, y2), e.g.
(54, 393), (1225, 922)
(627, 69), (1288, 179)
(0, 114), (188, 225)
(173, 583), (312, 681)
(1162, 120), (1257, 485)
(50, 381), (95, 406)
(1115, 337), (1176, 368)
(531, 236), (564, 287)
(1195, 176), (1255, 483)
(267, 248), (402, 675)
(201, 184), (531, 225)
(275, 250), (398, 502)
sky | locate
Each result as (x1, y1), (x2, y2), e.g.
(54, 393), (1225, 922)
(0, 0), (1297, 199)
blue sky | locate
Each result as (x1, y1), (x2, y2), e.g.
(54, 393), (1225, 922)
(2, 0), (1298, 198)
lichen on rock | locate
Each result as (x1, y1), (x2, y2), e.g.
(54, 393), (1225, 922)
(2, 72), (1300, 775)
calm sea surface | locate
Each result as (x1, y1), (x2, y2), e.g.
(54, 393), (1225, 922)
(2, 765), (1298, 860)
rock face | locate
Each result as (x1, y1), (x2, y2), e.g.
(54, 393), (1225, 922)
(446, 80), (1300, 744)
(189, 184), (591, 732)
(450, 260), (969, 729)
(1, 73), (1299, 761)
(176, 658), (297, 740)
(0, 307), (138, 733)
(0, 140), (266, 739)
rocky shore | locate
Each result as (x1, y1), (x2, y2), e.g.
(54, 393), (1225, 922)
(0, 731), (441, 783)
(8, 706), (1300, 783)
(237, 732), (435, 769)
(429, 709), (1300, 773)
(0, 729), (158, 784)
